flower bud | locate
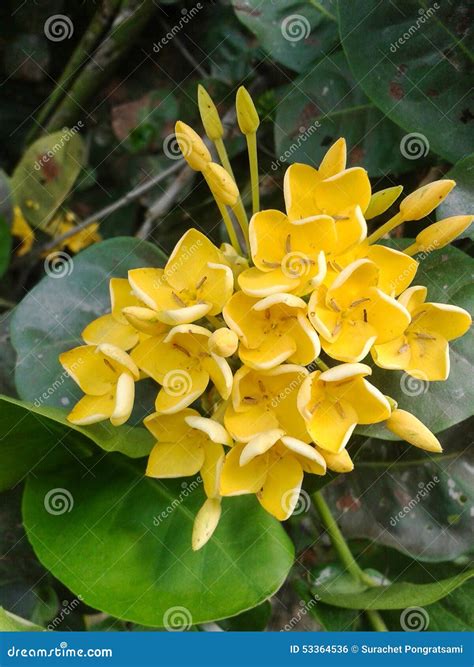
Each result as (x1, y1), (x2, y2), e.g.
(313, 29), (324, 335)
(399, 180), (455, 221)
(198, 84), (223, 141)
(205, 162), (239, 205)
(386, 409), (442, 452)
(208, 328), (239, 357)
(414, 215), (473, 252)
(317, 447), (354, 473)
(365, 185), (403, 220)
(174, 121), (211, 171)
(236, 86), (259, 135)
(192, 498), (221, 551)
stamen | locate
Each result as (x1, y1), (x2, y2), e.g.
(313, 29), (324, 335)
(196, 275), (207, 290)
(329, 298), (341, 312)
(285, 234), (292, 254)
(173, 343), (191, 356)
(398, 343), (410, 354)
(415, 332), (436, 340)
(334, 401), (345, 419)
(172, 291), (187, 307)
(350, 297), (371, 308)
(363, 308), (368, 323)
(261, 259), (281, 268)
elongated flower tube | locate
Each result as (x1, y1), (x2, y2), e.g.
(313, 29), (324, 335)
(405, 215), (474, 255)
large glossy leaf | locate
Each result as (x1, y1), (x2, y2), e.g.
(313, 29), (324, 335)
(0, 608), (44, 632)
(358, 243), (473, 439)
(274, 52), (410, 177)
(11, 131), (86, 231)
(232, 0), (338, 73)
(437, 154), (474, 240)
(338, 0), (473, 163)
(326, 420), (474, 561)
(23, 454), (294, 626)
(10, 237), (166, 445)
(0, 169), (13, 227)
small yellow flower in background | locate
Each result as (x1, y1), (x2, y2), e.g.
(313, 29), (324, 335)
(385, 409), (442, 452)
(132, 324), (232, 413)
(224, 364), (309, 443)
(145, 409), (231, 550)
(372, 285), (471, 380)
(220, 428), (325, 520)
(128, 229), (233, 325)
(297, 363), (391, 453)
(11, 206), (35, 256)
(223, 291), (319, 369)
(60, 343), (139, 426)
(309, 258), (411, 362)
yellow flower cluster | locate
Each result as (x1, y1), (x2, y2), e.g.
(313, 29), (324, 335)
(60, 86), (472, 549)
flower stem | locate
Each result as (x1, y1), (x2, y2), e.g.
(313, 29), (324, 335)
(315, 358), (329, 372)
(215, 138), (249, 247)
(313, 491), (388, 632)
(367, 212), (403, 244)
(246, 132), (260, 216)
(403, 243), (419, 256)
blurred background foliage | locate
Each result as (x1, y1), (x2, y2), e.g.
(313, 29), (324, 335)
(0, 0), (472, 632)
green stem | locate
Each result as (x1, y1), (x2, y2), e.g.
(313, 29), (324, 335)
(246, 132), (259, 216)
(313, 491), (388, 632)
(308, 0), (337, 22)
(315, 358), (329, 371)
(215, 137), (249, 250)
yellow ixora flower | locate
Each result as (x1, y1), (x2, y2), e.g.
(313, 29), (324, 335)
(220, 428), (326, 520)
(60, 343), (139, 425)
(224, 364), (310, 443)
(131, 324), (232, 413)
(297, 363), (391, 453)
(308, 258), (411, 362)
(145, 409), (231, 550)
(372, 285), (471, 381)
(128, 229), (233, 326)
(223, 290), (319, 369)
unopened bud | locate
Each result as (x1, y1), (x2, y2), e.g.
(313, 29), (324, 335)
(414, 215), (473, 251)
(205, 162), (239, 206)
(399, 180), (455, 221)
(386, 409), (442, 452)
(236, 86), (259, 135)
(208, 328), (239, 357)
(192, 498), (221, 551)
(175, 121), (211, 171)
(365, 185), (403, 220)
(198, 85), (223, 141)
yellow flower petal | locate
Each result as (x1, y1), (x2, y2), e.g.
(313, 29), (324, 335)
(333, 205), (367, 256)
(201, 441), (225, 498)
(82, 313), (139, 350)
(371, 335), (410, 371)
(109, 277), (142, 324)
(60, 345), (117, 395)
(259, 455), (303, 520)
(363, 288), (411, 344)
(192, 498), (222, 551)
(307, 399), (358, 453)
(122, 306), (168, 336)
(321, 319), (377, 362)
(239, 334), (297, 370)
(328, 259), (379, 310)
(280, 436), (326, 475)
(240, 429), (285, 465)
(146, 440), (205, 478)
(144, 409), (198, 441)
(238, 266), (299, 297)
(385, 409), (442, 452)
(398, 285), (428, 314)
(155, 368), (209, 413)
(411, 303), (471, 341)
(185, 415), (232, 446)
(67, 393), (115, 425)
(407, 331), (450, 381)
(366, 245), (418, 296)
(201, 353), (233, 400)
(220, 443), (268, 495)
(110, 372), (135, 426)
(318, 137), (347, 180)
(224, 403), (279, 443)
(317, 447), (354, 473)
(328, 377), (391, 424)
(11, 206), (35, 256)
(315, 167), (371, 215)
(97, 343), (139, 379)
(283, 163), (321, 221)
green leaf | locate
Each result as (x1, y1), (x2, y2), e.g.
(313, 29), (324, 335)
(338, 0), (474, 163)
(23, 454), (294, 627)
(10, 237), (167, 445)
(11, 131), (86, 231)
(274, 52), (411, 177)
(217, 601), (271, 631)
(358, 243), (473, 438)
(313, 569), (474, 610)
(0, 169), (13, 227)
(232, 0), (338, 73)
(0, 215), (11, 278)
(0, 607), (44, 632)
(326, 420), (474, 561)
(437, 154), (474, 240)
